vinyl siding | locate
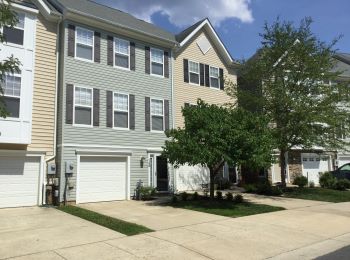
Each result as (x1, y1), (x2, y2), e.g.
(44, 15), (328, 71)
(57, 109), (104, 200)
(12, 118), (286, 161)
(28, 14), (57, 156)
(174, 30), (237, 128)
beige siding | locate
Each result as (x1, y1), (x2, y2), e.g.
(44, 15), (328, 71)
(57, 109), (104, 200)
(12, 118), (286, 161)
(174, 30), (237, 128)
(28, 14), (57, 156)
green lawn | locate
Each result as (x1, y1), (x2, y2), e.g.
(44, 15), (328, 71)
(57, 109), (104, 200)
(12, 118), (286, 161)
(282, 187), (350, 203)
(170, 200), (284, 217)
(58, 205), (153, 236)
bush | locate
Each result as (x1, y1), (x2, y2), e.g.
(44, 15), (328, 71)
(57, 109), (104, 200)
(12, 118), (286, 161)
(309, 181), (315, 188)
(293, 176), (308, 188)
(233, 194), (244, 203)
(180, 192), (189, 201)
(216, 191), (223, 200)
(334, 179), (350, 191)
(139, 187), (156, 200)
(270, 186), (283, 196)
(171, 195), (178, 203)
(192, 192), (199, 200)
(214, 176), (231, 190)
(319, 172), (337, 189)
(244, 184), (257, 193)
(256, 181), (272, 195)
(225, 192), (234, 201)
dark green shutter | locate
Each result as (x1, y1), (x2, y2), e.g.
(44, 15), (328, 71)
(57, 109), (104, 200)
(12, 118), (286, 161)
(66, 84), (74, 124)
(67, 25), (75, 57)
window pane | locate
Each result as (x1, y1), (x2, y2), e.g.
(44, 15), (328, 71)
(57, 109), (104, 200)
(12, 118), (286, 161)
(189, 61), (199, 73)
(114, 111), (128, 128)
(210, 77), (219, 88)
(4, 96), (20, 118)
(152, 116), (163, 131)
(76, 44), (93, 60)
(152, 62), (163, 76)
(75, 106), (91, 125)
(114, 93), (128, 111)
(4, 75), (21, 97)
(189, 72), (199, 84)
(210, 67), (219, 77)
(16, 13), (25, 29)
(115, 53), (129, 68)
(3, 27), (24, 45)
(115, 39), (129, 55)
(76, 28), (93, 46)
(75, 87), (92, 106)
(151, 100), (163, 115)
(151, 49), (163, 63)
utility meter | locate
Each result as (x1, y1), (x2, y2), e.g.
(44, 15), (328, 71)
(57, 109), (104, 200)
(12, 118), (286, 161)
(47, 163), (56, 175)
(65, 161), (74, 174)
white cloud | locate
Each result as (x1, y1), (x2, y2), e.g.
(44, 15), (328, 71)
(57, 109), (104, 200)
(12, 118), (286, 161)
(97, 0), (253, 28)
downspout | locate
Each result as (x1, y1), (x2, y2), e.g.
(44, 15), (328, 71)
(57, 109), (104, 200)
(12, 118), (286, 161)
(170, 48), (176, 192)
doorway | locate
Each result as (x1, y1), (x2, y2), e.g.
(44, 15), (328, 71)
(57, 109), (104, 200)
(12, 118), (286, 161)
(149, 154), (169, 192)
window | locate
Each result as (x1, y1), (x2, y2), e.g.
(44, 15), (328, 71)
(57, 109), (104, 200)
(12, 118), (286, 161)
(209, 66), (220, 89)
(114, 93), (129, 128)
(303, 158), (307, 162)
(114, 38), (129, 69)
(2, 74), (21, 118)
(3, 13), (25, 45)
(189, 61), (199, 85)
(76, 27), (94, 61)
(151, 99), (164, 131)
(151, 48), (164, 76)
(74, 87), (92, 125)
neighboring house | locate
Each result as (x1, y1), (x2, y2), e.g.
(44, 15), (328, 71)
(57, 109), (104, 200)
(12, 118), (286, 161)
(268, 53), (350, 185)
(50, 0), (176, 204)
(172, 18), (239, 191)
(0, 0), (60, 208)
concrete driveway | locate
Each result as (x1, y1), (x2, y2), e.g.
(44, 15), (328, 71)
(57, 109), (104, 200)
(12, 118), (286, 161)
(1, 199), (350, 259)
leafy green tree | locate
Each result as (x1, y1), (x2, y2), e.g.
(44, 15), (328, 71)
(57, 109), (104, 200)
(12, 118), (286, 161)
(0, 0), (21, 118)
(227, 17), (350, 186)
(163, 99), (274, 199)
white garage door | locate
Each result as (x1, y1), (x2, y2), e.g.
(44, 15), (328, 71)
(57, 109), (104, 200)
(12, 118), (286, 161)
(302, 153), (330, 185)
(0, 155), (41, 208)
(176, 164), (209, 192)
(78, 157), (127, 203)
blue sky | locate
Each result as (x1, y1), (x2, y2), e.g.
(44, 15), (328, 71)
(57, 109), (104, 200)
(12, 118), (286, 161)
(94, 0), (350, 61)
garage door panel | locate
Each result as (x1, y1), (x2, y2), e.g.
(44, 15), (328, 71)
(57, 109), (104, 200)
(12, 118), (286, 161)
(78, 157), (127, 203)
(0, 156), (40, 208)
(176, 164), (209, 191)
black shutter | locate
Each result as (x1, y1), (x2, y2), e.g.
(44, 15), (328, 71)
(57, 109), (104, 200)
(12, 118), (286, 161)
(94, 32), (101, 63)
(93, 89), (100, 126)
(200, 63), (205, 86)
(67, 24), (75, 57)
(184, 102), (190, 108)
(145, 97), (150, 131)
(164, 99), (170, 131)
(66, 84), (74, 124)
(219, 68), (224, 90)
(164, 51), (169, 78)
(130, 42), (136, 71)
(183, 59), (189, 83)
(205, 64), (210, 87)
(129, 94), (135, 130)
(145, 46), (150, 74)
(107, 36), (114, 66)
(106, 91), (113, 127)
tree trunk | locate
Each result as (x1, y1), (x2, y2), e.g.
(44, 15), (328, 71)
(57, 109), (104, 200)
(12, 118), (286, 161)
(280, 150), (287, 187)
(209, 168), (215, 200)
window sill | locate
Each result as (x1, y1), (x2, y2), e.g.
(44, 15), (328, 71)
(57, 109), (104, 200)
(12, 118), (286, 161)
(113, 65), (131, 71)
(2, 42), (25, 49)
(72, 124), (94, 128)
(74, 57), (94, 63)
(189, 82), (200, 86)
(0, 117), (22, 122)
(150, 73), (165, 79)
(113, 127), (130, 131)
(150, 130), (165, 134)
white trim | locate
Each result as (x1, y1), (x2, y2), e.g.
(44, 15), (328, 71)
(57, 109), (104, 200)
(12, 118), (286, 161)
(179, 19), (233, 64)
(38, 155), (45, 206)
(113, 92), (130, 130)
(150, 47), (164, 77)
(150, 98), (165, 132)
(76, 154), (81, 203)
(75, 149), (132, 156)
(59, 143), (162, 151)
(74, 26), (94, 62)
(127, 155), (131, 200)
(188, 60), (200, 86)
(11, 3), (39, 14)
(113, 37), (130, 70)
(73, 85), (93, 127)
(209, 65), (220, 89)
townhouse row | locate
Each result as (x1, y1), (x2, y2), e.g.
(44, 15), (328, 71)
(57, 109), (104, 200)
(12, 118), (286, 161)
(0, 0), (237, 207)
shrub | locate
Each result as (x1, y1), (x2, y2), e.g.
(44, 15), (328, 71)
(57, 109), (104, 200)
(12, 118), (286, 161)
(270, 186), (283, 196)
(319, 172), (337, 189)
(216, 191), (223, 200)
(233, 194), (244, 203)
(293, 176), (308, 188)
(214, 176), (231, 190)
(334, 179), (350, 191)
(225, 192), (234, 201)
(180, 192), (189, 201)
(192, 192), (199, 200)
(256, 181), (272, 195)
(244, 184), (257, 193)
(171, 195), (178, 203)
(139, 187), (156, 200)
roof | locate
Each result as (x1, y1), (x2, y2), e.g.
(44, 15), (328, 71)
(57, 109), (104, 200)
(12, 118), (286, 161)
(333, 53), (350, 78)
(49, 0), (176, 44)
(175, 18), (237, 66)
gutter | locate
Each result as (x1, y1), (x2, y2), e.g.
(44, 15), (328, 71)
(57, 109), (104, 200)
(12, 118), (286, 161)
(170, 49), (176, 192)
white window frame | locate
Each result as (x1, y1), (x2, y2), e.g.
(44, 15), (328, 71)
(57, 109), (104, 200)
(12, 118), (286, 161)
(150, 47), (164, 77)
(73, 86), (93, 127)
(2, 73), (22, 119)
(1, 12), (25, 47)
(150, 98), (164, 132)
(113, 92), (130, 130)
(75, 26), (94, 62)
(188, 60), (200, 86)
(209, 66), (220, 89)
(114, 37), (130, 70)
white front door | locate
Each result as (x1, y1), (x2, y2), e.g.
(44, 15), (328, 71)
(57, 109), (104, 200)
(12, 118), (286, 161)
(302, 153), (330, 185)
(0, 155), (41, 208)
(77, 156), (127, 203)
